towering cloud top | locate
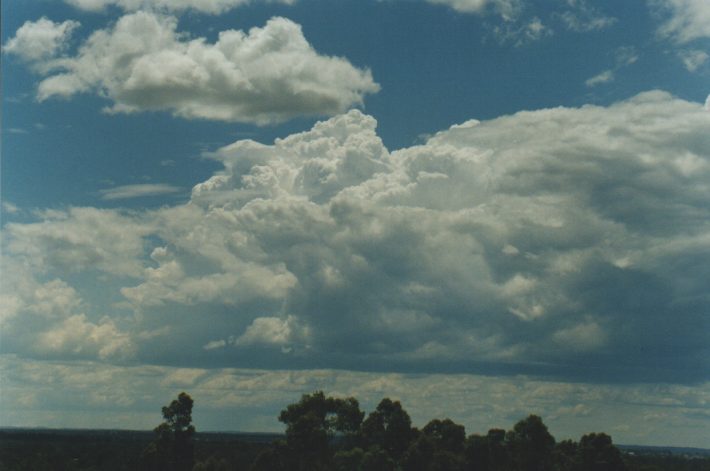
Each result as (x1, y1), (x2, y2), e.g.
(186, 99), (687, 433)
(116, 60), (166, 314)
(4, 92), (708, 383)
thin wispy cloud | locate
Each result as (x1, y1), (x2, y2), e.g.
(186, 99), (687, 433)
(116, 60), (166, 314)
(585, 69), (613, 87)
(678, 49), (709, 71)
(654, 0), (710, 43)
(99, 183), (182, 200)
(65, 0), (295, 14)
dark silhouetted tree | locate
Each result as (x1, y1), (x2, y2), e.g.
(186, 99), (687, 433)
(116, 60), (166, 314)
(333, 447), (366, 471)
(423, 418), (466, 455)
(250, 440), (290, 471)
(506, 415), (555, 471)
(192, 455), (229, 471)
(142, 392), (195, 471)
(361, 446), (397, 471)
(464, 433), (490, 471)
(278, 391), (364, 470)
(551, 439), (579, 471)
(487, 428), (511, 471)
(577, 433), (627, 471)
(361, 398), (415, 462)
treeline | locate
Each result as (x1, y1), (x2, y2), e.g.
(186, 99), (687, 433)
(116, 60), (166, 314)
(146, 391), (705, 471)
(2, 391), (708, 470)
(245, 391), (624, 471)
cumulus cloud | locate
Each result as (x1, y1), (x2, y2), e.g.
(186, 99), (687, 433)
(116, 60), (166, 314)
(654, 0), (710, 43)
(0, 260), (134, 361)
(5, 207), (151, 277)
(65, 0), (294, 14)
(3, 91), (709, 383)
(20, 13), (378, 124)
(2, 17), (79, 63)
(234, 315), (308, 348)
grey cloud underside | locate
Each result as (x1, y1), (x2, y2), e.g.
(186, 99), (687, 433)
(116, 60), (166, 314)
(2, 91), (709, 383)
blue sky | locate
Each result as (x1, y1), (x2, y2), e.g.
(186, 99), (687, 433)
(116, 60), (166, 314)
(1, 0), (709, 447)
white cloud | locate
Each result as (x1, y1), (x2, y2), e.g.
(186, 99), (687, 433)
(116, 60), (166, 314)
(426, 0), (522, 20)
(203, 339), (227, 350)
(654, 0), (710, 43)
(585, 69), (614, 87)
(0, 260), (134, 361)
(558, 0), (616, 32)
(5, 207), (151, 277)
(2, 356), (709, 447)
(2, 201), (20, 214)
(99, 183), (182, 200)
(492, 15), (552, 46)
(235, 315), (307, 347)
(26, 13), (378, 124)
(37, 314), (135, 360)
(2, 17), (79, 63)
(65, 0), (294, 14)
(585, 46), (637, 87)
(3, 91), (709, 384)
(615, 45), (639, 66)
(678, 49), (709, 71)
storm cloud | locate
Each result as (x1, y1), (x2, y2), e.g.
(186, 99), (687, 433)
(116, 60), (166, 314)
(3, 91), (708, 384)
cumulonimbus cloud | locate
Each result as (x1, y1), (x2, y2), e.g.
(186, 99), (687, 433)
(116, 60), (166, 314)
(5, 13), (379, 124)
(3, 91), (709, 383)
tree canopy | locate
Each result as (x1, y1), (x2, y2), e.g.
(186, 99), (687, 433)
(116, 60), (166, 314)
(142, 392), (196, 471)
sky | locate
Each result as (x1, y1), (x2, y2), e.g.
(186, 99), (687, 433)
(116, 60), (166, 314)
(1, 0), (709, 448)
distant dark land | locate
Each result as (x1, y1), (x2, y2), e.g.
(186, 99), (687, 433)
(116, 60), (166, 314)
(2, 427), (709, 471)
(2, 391), (709, 471)
(0, 428), (275, 471)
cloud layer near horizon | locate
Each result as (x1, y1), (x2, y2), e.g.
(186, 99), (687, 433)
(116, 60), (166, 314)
(3, 91), (709, 384)
(1, 355), (708, 447)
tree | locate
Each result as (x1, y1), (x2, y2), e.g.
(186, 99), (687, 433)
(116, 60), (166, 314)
(577, 433), (626, 471)
(278, 391), (365, 470)
(333, 447), (366, 471)
(423, 419), (466, 455)
(464, 433), (490, 471)
(361, 446), (397, 471)
(486, 429), (510, 471)
(551, 439), (579, 471)
(361, 398), (415, 462)
(506, 415), (555, 471)
(192, 456), (229, 471)
(402, 430), (466, 471)
(142, 392), (195, 471)
(250, 440), (290, 471)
